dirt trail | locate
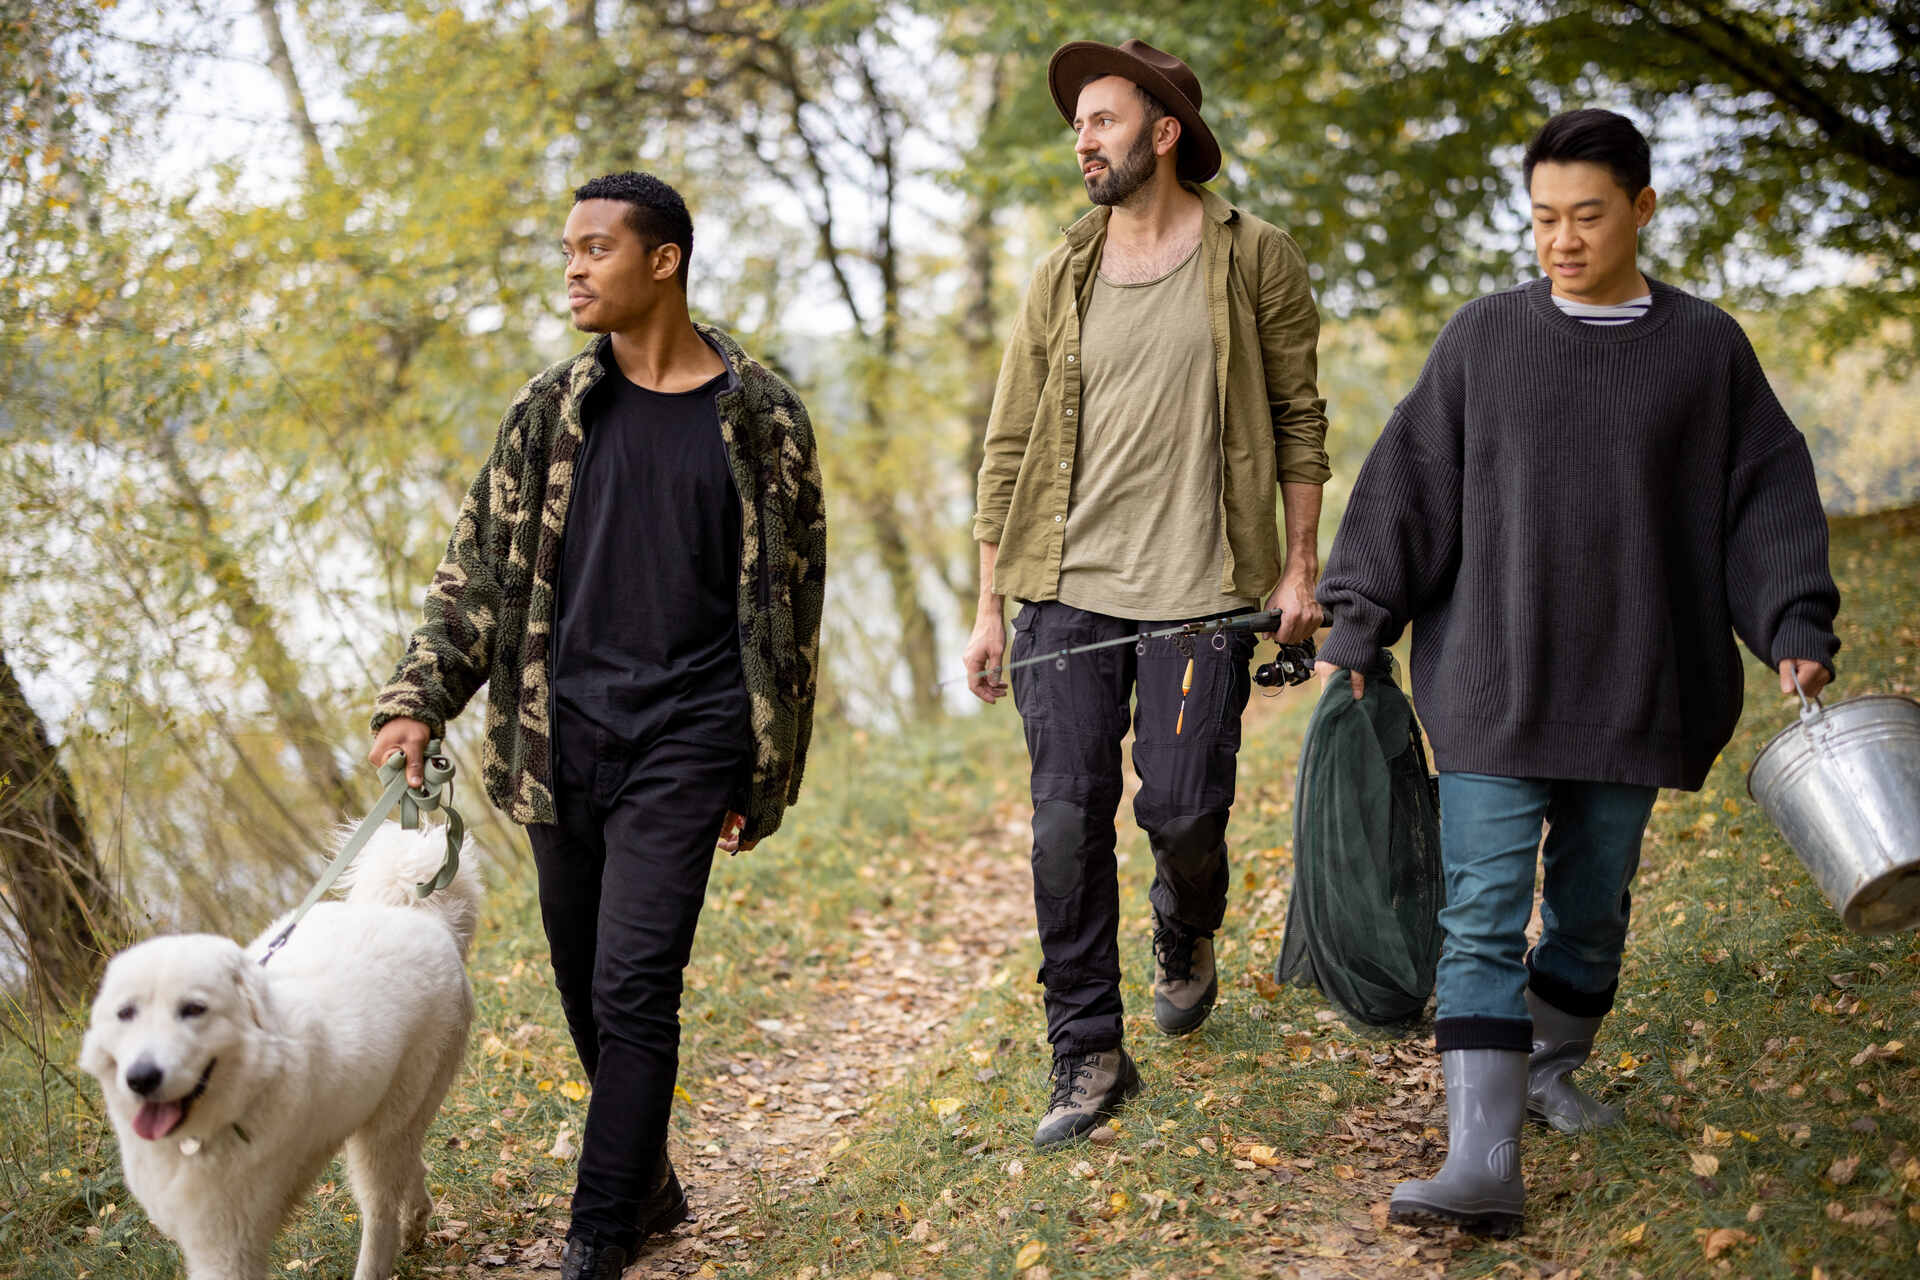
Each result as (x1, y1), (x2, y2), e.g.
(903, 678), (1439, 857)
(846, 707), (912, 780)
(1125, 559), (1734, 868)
(487, 810), (1041, 1277)
(483, 696), (1484, 1279)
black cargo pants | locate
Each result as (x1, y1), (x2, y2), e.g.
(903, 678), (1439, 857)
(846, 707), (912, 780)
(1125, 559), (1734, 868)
(1010, 600), (1257, 1054)
(526, 704), (753, 1251)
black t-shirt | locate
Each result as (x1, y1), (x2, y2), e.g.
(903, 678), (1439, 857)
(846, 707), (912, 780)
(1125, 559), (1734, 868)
(551, 341), (750, 748)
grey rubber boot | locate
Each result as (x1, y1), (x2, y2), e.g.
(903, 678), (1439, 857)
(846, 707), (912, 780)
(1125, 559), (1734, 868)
(1525, 988), (1623, 1133)
(1389, 1049), (1527, 1238)
(1034, 1048), (1141, 1149)
(1152, 914), (1218, 1036)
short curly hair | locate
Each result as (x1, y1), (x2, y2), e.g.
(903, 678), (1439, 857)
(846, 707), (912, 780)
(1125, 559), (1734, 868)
(573, 171), (693, 288)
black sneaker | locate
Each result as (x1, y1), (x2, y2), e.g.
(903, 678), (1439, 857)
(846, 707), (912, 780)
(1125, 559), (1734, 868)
(560, 1236), (628, 1280)
(637, 1151), (690, 1236)
(1151, 914), (1218, 1036)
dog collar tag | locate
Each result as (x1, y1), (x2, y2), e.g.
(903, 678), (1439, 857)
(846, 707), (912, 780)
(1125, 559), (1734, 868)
(178, 1136), (202, 1157)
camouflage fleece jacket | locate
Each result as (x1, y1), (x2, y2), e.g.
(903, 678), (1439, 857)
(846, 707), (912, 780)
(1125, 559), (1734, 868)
(372, 325), (826, 844)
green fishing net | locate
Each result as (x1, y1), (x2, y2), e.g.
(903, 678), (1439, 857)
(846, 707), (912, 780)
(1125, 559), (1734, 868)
(1275, 657), (1444, 1031)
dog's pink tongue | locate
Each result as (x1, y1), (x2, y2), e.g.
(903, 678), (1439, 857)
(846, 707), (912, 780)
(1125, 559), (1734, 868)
(133, 1100), (185, 1141)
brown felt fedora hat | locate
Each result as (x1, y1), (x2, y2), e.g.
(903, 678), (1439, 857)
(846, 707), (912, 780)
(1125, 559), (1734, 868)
(1047, 38), (1221, 183)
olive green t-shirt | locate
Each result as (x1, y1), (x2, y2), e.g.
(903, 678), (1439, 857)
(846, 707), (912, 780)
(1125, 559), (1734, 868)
(1056, 244), (1258, 620)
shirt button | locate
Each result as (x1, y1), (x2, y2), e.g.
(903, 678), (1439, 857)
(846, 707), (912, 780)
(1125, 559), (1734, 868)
(1055, 514), (1064, 522)
(1067, 354), (1077, 363)
(1059, 461), (1068, 469)
(1065, 407), (1075, 417)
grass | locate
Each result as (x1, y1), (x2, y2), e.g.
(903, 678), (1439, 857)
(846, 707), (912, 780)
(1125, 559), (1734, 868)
(5, 505), (1917, 1278)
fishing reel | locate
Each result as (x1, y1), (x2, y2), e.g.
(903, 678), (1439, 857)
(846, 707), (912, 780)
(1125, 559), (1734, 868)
(1254, 638), (1318, 689)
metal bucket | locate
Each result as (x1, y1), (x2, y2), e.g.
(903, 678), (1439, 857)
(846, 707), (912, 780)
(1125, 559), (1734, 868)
(1747, 689), (1920, 934)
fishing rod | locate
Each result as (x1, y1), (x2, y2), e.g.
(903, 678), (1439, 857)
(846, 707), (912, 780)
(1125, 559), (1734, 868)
(946, 609), (1318, 729)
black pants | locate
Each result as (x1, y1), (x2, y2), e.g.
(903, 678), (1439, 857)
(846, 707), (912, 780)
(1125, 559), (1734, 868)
(1010, 600), (1256, 1054)
(527, 705), (752, 1250)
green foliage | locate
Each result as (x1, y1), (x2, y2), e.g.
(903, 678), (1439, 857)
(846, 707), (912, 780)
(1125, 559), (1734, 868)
(938, 0), (1920, 366)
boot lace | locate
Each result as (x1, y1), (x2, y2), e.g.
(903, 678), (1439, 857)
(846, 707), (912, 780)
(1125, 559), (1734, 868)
(1047, 1053), (1093, 1111)
(1152, 920), (1197, 983)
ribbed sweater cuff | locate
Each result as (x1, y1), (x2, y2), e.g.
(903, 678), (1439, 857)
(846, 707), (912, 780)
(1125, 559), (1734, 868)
(1770, 618), (1839, 674)
(1317, 623), (1384, 672)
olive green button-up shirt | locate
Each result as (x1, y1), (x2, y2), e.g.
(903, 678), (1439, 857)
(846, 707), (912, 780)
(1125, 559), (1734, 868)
(973, 185), (1329, 604)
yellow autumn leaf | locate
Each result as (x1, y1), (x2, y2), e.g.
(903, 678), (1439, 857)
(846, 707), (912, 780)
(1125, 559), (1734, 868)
(1246, 1145), (1280, 1167)
(1618, 1051), (1639, 1070)
(1690, 1152), (1721, 1177)
(1109, 1191), (1130, 1213)
(827, 1137), (850, 1157)
(929, 1097), (964, 1118)
(1015, 1239), (1047, 1269)
(1703, 988), (1718, 1005)
(559, 1080), (586, 1102)
(1702, 1124), (1733, 1147)
(536, 1079), (555, 1092)
(673, 1085), (693, 1104)
(1619, 1221), (1647, 1246)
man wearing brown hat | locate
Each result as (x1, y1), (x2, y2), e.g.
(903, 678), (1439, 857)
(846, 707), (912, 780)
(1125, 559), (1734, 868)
(962, 39), (1329, 1148)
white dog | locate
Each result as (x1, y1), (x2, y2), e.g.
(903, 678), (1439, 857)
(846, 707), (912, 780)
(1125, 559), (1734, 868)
(80, 823), (482, 1280)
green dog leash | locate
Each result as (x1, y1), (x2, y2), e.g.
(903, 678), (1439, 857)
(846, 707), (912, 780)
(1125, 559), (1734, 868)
(257, 739), (465, 967)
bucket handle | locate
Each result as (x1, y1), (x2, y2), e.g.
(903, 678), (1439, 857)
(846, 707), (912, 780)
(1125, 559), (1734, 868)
(1792, 668), (1825, 723)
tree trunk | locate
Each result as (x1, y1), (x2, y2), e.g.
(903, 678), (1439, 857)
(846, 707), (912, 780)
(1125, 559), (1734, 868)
(151, 429), (355, 810)
(568, 0), (598, 41)
(253, 0), (327, 174)
(862, 54), (941, 722)
(960, 56), (1007, 613)
(0, 647), (125, 1007)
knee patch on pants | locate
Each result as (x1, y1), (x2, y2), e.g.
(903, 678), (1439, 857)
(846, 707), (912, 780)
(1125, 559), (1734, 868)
(1032, 801), (1089, 897)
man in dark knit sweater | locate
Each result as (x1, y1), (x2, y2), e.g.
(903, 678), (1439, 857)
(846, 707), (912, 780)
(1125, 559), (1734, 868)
(1314, 110), (1839, 1237)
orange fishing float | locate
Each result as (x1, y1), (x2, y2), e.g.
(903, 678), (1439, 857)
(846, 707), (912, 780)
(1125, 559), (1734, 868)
(1175, 656), (1194, 735)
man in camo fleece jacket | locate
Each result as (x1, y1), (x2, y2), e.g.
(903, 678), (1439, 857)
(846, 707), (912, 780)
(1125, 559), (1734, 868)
(369, 172), (824, 1279)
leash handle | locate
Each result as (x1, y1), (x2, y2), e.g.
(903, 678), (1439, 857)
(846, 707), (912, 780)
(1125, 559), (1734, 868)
(388, 744), (464, 897)
(259, 739), (464, 966)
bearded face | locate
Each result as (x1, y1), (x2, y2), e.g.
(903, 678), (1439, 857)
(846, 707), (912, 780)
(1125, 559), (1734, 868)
(1082, 115), (1158, 207)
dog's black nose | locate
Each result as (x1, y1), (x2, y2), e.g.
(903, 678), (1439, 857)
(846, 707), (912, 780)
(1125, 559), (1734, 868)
(125, 1057), (163, 1097)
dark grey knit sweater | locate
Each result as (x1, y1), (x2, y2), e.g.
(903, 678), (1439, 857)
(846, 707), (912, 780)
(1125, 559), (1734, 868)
(1317, 277), (1840, 791)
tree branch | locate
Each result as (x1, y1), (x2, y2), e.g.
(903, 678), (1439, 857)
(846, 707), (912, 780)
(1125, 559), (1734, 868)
(1614, 0), (1920, 183)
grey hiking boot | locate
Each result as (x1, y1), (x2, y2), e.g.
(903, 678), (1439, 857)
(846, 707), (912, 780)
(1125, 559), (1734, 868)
(1151, 914), (1218, 1036)
(1034, 1048), (1141, 1149)
(1389, 1049), (1527, 1238)
(1525, 988), (1623, 1133)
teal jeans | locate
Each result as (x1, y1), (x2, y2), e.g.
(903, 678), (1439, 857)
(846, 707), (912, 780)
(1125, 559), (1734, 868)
(1432, 773), (1658, 1053)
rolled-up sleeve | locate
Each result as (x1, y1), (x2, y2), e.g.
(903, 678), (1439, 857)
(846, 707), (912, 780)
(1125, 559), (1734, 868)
(1256, 228), (1330, 486)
